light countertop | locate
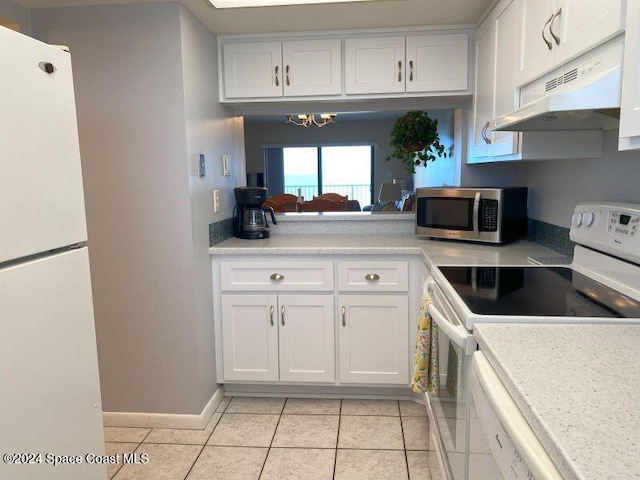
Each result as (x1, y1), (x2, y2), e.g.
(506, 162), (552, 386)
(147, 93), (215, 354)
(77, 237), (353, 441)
(475, 324), (640, 480)
(209, 234), (560, 267)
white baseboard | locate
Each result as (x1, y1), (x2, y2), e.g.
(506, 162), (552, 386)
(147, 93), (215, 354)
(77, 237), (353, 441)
(103, 385), (224, 430)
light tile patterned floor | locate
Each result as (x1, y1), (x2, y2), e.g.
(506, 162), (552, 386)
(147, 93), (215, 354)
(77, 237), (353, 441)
(105, 397), (443, 480)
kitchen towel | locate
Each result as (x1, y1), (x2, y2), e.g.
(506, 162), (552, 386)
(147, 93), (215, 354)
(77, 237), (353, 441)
(410, 290), (440, 395)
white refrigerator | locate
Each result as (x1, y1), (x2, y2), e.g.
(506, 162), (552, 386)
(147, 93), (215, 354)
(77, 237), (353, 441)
(0, 26), (107, 479)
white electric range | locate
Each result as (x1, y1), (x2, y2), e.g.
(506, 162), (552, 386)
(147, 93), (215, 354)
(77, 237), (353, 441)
(423, 202), (640, 480)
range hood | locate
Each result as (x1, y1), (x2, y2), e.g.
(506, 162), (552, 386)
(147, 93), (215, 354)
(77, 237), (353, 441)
(492, 38), (623, 132)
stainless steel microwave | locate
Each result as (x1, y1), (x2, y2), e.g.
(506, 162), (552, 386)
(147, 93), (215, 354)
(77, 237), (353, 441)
(415, 187), (528, 244)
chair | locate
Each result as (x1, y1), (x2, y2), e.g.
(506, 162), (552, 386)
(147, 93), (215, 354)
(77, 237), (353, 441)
(314, 193), (348, 211)
(315, 193), (348, 203)
(263, 193), (298, 213)
(297, 198), (346, 212)
(346, 200), (361, 211)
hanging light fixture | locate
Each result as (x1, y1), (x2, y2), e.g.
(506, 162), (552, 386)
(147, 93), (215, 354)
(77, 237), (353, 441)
(286, 113), (337, 128)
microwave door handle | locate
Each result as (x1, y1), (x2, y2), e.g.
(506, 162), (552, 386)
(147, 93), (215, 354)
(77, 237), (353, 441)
(472, 192), (481, 237)
(427, 303), (477, 355)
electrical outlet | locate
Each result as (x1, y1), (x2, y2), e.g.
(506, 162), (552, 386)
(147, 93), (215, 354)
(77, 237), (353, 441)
(222, 155), (231, 176)
(198, 154), (206, 177)
(212, 189), (220, 213)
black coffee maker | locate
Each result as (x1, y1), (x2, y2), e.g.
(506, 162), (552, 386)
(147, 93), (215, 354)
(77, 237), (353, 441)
(233, 187), (277, 239)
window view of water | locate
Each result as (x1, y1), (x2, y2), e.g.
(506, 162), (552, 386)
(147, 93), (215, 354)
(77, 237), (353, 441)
(283, 146), (373, 207)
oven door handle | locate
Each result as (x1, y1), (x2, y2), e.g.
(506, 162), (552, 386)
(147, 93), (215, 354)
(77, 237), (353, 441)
(428, 303), (477, 355)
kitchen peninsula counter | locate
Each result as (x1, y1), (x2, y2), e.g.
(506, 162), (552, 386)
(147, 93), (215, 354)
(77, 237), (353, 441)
(209, 234), (560, 267)
(475, 323), (640, 480)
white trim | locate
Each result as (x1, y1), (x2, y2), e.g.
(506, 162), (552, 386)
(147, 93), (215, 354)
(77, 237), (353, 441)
(103, 386), (224, 430)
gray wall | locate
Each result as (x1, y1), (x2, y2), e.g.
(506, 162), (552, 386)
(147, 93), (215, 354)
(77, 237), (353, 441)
(0, 0), (30, 33)
(31, 3), (245, 415)
(178, 5), (245, 411)
(461, 129), (640, 228)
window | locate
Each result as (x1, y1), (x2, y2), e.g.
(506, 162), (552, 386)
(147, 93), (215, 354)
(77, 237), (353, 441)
(281, 145), (373, 207)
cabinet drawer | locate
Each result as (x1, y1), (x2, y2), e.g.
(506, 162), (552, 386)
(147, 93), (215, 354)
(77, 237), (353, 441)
(221, 262), (334, 291)
(337, 261), (408, 292)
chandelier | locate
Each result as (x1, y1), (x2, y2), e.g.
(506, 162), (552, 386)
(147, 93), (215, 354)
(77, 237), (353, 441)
(286, 113), (337, 128)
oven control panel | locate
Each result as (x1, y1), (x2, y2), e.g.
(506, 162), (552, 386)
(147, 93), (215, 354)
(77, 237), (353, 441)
(570, 202), (640, 265)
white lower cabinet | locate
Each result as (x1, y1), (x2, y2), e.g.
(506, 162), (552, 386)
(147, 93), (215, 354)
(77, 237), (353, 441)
(222, 294), (334, 383)
(214, 257), (418, 388)
(338, 295), (409, 385)
(221, 295), (279, 382)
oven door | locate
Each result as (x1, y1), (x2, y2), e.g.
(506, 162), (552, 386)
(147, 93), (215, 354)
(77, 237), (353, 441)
(424, 277), (477, 480)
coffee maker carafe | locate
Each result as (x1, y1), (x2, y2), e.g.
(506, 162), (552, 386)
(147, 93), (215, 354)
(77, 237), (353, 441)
(233, 187), (277, 239)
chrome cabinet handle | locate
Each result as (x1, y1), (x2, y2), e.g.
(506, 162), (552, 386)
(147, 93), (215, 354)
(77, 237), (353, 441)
(341, 306), (346, 327)
(270, 305), (274, 326)
(481, 121), (492, 144)
(542, 13), (554, 50)
(275, 65), (279, 86)
(549, 8), (562, 45)
(270, 273), (284, 281)
(398, 61), (402, 82)
(364, 273), (380, 281)
(285, 64), (290, 86)
(409, 60), (414, 82)
(281, 305), (285, 326)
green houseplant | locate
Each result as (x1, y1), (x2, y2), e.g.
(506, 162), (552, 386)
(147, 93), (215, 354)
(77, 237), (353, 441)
(385, 110), (447, 174)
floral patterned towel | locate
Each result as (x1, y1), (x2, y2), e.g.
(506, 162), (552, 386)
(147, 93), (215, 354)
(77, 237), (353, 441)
(410, 292), (440, 395)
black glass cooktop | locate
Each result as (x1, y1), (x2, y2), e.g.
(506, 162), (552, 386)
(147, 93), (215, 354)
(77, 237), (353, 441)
(439, 266), (640, 318)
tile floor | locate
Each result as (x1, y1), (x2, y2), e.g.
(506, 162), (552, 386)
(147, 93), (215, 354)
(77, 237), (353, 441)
(104, 397), (443, 480)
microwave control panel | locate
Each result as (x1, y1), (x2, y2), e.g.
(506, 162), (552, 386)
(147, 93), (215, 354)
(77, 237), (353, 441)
(480, 199), (499, 231)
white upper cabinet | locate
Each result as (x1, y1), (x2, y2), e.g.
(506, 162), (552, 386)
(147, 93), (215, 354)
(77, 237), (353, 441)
(223, 42), (283, 98)
(222, 39), (342, 99)
(470, 15), (497, 160)
(517, 0), (624, 85)
(282, 40), (342, 96)
(345, 34), (469, 95)
(406, 34), (469, 92)
(619, 0), (640, 150)
(470, 0), (520, 162)
(219, 29), (470, 101)
(345, 37), (406, 94)
(470, 0), (607, 164)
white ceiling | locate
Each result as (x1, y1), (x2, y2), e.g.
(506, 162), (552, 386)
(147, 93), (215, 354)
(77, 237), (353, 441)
(14, 0), (494, 35)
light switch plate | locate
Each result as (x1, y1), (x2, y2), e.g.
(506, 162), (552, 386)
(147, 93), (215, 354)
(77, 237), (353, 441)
(222, 155), (231, 176)
(212, 189), (220, 213)
(198, 154), (206, 177)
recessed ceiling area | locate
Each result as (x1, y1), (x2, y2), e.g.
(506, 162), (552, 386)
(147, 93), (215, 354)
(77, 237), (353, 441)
(13, 0), (493, 35)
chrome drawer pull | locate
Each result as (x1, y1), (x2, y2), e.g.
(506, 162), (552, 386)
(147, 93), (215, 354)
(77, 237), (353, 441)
(342, 306), (346, 327)
(364, 273), (380, 281)
(270, 305), (275, 326)
(270, 273), (284, 281)
(281, 305), (285, 326)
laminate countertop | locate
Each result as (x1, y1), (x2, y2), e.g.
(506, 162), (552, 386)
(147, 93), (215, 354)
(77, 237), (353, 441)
(475, 323), (640, 480)
(209, 234), (561, 267)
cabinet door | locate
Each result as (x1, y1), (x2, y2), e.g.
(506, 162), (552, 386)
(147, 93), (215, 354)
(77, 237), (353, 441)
(282, 39), (342, 96)
(345, 37), (406, 94)
(338, 295), (409, 385)
(222, 42), (283, 98)
(221, 295), (279, 381)
(491, 0), (520, 157)
(619, 0), (640, 150)
(406, 34), (468, 92)
(469, 16), (496, 161)
(555, 0), (624, 66)
(517, 0), (557, 85)
(278, 295), (335, 383)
